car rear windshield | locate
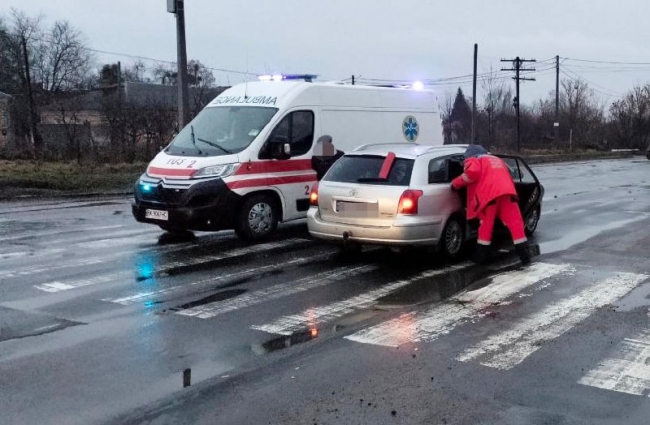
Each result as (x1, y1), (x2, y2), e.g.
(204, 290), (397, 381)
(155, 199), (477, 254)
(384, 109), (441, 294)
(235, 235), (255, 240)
(323, 155), (414, 186)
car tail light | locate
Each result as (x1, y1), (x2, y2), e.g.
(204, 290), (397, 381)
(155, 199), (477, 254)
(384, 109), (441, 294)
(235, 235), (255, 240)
(398, 190), (423, 215)
(309, 183), (319, 206)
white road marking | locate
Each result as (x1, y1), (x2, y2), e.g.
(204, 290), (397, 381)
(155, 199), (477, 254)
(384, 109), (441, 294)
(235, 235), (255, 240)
(457, 272), (649, 370)
(30, 238), (314, 292)
(34, 272), (131, 293)
(104, 251), (335, 305)
(75, 234), (157, 249)
(152, 238), (311, 276)
(345, 263), (574, 348)
(252, 262), (473, 336)
(0, 224), (126, 242)
(1, 257), (105, 279)
(176, 264), (379, 319)
(32, 324), (62, 333)
(578, 329), (650, 396)
(0, 248), (66, 261)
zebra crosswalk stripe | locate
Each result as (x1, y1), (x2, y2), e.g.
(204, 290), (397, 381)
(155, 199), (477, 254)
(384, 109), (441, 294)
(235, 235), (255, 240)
(344, 262), (574, 348)
(176, 264), (378, 319)
(578, 328), (650, 396)
(251, 262), (473, 336)
(457, 272), (648, 370)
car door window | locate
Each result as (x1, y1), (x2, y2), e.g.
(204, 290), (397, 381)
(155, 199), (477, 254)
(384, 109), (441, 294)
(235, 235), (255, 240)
(260, 110), (314, 158)
(428, 157), (449, 183)
(517, 159), (536, 184)
(502, 157), (521, 182)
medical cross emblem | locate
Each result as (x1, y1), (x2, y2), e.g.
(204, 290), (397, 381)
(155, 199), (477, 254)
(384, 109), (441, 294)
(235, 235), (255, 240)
(403, 116), (419, 142)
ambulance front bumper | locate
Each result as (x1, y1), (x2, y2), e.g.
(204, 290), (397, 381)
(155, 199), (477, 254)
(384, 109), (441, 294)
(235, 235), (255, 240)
(131, 175), (241, 231)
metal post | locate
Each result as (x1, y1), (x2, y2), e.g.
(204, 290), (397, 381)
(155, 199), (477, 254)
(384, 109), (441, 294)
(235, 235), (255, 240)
(472, 44), (477, 144)
(555, 55), (560, 143)
(515, 57), (521, 152)
(175, 0), (190, 129)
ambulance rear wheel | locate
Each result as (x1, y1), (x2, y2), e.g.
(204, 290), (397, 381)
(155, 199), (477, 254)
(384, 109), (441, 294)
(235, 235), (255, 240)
(235, 194), (279, 241)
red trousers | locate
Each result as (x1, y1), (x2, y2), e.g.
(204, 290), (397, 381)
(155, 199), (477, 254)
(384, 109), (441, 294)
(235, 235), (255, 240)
(477, 195), (527, 246)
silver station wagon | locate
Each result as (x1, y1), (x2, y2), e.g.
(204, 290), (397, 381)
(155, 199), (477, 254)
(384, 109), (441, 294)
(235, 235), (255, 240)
(307, 143), (543, 259)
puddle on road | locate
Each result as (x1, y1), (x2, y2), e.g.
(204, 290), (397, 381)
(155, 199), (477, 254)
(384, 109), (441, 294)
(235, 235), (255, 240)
(254, 328), (319, 354)
(376, 253), (528, 307)
(250, 246), (540, 356)
(168, 289), (247, 311)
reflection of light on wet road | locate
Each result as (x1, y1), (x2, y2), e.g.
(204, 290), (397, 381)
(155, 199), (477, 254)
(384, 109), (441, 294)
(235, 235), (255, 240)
(539, 215), (645, 254)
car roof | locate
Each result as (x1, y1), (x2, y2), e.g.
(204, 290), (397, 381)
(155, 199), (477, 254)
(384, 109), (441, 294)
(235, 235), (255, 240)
(350, 143), (469, 159)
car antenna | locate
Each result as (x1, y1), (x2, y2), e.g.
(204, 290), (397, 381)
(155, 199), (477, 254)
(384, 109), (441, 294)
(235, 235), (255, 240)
(244, 52), (249, 100)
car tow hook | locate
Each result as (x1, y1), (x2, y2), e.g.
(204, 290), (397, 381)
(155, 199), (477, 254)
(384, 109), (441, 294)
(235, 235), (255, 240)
(342, 231), (350, 247)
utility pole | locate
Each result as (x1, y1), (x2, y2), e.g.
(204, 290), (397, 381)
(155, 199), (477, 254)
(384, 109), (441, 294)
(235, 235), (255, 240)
(472, 43), (477, 144)
(21, 35), (43, 159)
(501, 56), (536, 151)
(555, 55), (560, 142)
(168, 0), (190, 129)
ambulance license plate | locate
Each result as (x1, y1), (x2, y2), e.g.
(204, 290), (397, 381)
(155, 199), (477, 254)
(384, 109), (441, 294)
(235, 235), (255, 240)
(145, 209), (168, 221)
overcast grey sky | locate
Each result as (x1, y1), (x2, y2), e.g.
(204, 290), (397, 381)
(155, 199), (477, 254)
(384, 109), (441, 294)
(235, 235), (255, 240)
(4, 0), (650, 108)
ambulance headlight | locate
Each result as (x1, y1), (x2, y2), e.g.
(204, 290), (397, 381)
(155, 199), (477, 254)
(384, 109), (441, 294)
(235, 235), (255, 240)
(194, 163), (240, 178)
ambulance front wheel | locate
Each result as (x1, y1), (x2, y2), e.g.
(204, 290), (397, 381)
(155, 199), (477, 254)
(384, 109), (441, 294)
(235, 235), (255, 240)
(159, 224), (188, 234)
(235, 194), (279, 241)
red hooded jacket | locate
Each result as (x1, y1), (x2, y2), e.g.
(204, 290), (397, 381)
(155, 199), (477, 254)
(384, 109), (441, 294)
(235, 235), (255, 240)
(451, 154), (517, 219)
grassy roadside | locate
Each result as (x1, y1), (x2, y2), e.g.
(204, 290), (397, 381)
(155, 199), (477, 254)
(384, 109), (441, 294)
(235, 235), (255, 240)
(0, 160), (146, 200)
(0, 151), (643, 200)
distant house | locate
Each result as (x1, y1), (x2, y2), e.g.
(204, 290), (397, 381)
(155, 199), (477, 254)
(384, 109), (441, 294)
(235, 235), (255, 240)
(0, 91), (11, 148)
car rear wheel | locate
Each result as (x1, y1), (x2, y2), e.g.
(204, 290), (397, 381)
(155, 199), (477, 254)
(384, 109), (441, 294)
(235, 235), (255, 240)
(524, 207), (540, 237)
(235, 194), (279, 241)
(439, 216), (465, 260)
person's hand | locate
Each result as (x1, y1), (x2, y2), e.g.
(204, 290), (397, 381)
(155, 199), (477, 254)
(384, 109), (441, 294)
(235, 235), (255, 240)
(450, 183), (457, 191)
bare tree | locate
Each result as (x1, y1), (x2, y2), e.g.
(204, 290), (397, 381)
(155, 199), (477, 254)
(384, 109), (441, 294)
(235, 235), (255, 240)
(609, 84), (650, 150)
(33, 20), (93, 92)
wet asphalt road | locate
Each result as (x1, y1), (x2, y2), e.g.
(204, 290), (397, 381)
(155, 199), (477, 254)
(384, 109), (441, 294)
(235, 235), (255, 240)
(1, 158), (650, 425)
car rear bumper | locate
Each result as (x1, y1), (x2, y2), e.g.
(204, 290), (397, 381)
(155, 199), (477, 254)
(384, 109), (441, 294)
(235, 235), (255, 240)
(307, 208), (441, 246)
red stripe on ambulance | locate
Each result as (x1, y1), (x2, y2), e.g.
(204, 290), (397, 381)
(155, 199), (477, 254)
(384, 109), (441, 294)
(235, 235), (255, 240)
(227, 174), (316, 190)
(147, 167), (197, 177)
(234, 159), (314, 175)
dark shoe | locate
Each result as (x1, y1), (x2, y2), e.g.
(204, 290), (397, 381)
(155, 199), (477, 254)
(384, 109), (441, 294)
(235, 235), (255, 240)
(515, 242), (531, 265)
(472, 244), (492, 264)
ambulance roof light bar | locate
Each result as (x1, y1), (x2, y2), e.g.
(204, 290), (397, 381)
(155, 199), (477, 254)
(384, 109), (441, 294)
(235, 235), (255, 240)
(258, 74), (319, 82)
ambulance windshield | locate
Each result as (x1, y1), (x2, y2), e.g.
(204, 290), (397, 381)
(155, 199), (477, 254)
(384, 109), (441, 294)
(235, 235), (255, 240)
(166, 106), (278, 157)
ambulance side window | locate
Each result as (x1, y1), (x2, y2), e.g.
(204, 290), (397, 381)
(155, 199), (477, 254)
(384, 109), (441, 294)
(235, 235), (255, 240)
(260, 110), (314, 159)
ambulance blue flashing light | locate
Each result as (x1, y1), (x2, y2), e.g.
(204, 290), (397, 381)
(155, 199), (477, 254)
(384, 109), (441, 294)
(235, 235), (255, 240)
(258, 74), (318, 82)
(141, 183), (152, 192)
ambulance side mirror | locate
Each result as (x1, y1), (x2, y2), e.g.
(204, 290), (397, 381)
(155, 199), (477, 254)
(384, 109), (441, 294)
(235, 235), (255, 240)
(268, 136), (290, 160)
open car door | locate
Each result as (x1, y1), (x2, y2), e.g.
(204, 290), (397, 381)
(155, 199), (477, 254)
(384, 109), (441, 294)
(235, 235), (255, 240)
(497, 155), (543, 219)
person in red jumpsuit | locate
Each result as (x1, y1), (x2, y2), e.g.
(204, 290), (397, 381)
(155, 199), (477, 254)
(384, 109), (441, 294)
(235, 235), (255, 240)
(451, 145), (531, 265)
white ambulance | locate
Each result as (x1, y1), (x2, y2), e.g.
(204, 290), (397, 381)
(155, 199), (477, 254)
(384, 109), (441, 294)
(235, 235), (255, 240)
(132, 76), (444, 240)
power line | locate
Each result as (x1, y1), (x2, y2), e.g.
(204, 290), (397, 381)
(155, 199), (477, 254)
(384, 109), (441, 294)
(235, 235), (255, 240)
(21, 33), (259, 77)
(562, 56), (650, 66)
